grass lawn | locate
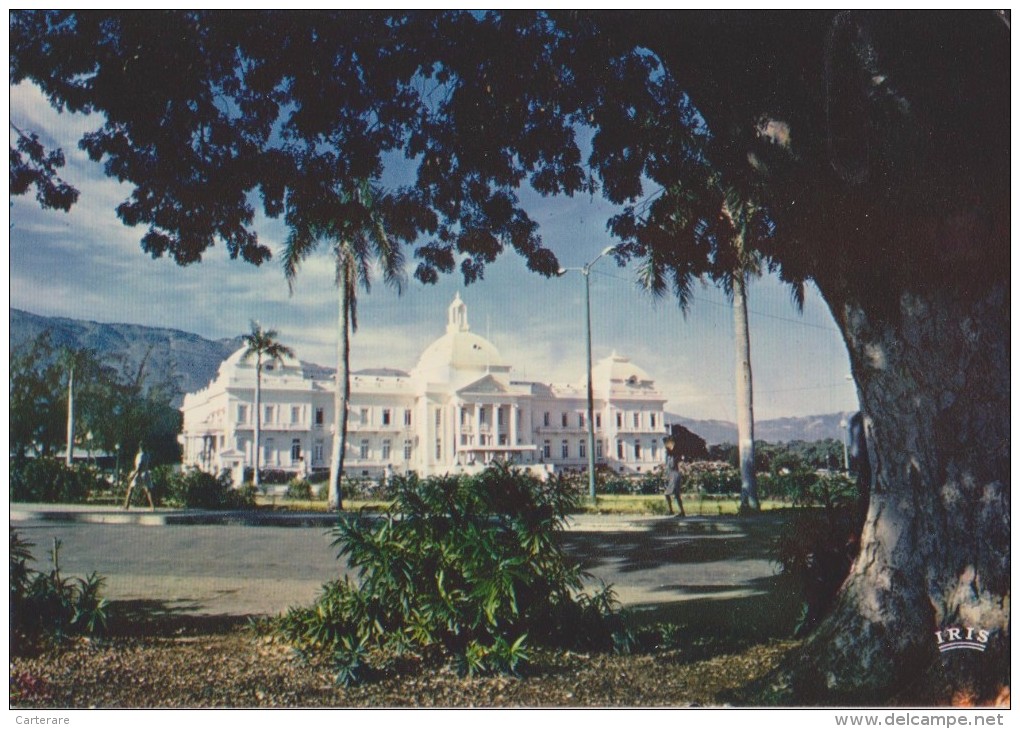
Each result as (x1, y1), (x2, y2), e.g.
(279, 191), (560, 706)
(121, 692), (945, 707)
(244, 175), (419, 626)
(257, 493), (793, 516)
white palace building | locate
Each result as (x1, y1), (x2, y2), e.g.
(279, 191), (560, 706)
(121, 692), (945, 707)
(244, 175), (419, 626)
(180, 294), (668, 480)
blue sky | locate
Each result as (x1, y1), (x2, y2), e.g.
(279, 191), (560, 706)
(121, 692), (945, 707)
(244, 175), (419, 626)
(9, 81), (860, 422)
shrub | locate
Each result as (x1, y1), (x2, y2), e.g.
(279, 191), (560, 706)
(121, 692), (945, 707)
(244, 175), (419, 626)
(602, 475), (634, 495)
(774, 478), (859, 636)
(636, 467), (665, 495)
(683, 462), (741, 495)
(271, 463), (620, 684)
(10, 529), (108, 652)
(285, 478), (313, 500)
(163, 469), (255, 510)
(10, 459), (101, 504)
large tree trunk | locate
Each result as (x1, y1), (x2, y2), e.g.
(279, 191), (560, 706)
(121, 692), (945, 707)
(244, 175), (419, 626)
(328, 272), (351, 512)
(778, 279), (1010, 705)
(733, 271), (759, 512)
(628, 11), (1010, 704)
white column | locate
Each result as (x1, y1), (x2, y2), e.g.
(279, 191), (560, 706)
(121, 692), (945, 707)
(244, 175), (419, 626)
(509, 403), (518, 447)
(475, 403), (482, 445)
(456, 403), (463, 458)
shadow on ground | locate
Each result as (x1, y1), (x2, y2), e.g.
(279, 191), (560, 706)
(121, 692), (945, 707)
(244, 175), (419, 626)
(105, 599), (255, 637)
(559, 511), (797, 574)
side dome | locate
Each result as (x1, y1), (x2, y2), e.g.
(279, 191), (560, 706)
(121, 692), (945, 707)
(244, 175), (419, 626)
(590, 351), (653, 387)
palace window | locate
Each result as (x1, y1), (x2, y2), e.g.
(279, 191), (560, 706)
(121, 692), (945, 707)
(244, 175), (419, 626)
(650, 413), (657, 429)
(360, 440), (369, 459)
(634, 440), (642, 460)
(264, 405), (274, 423)
(579, 440), (586, 458)
(404, 409), (412, 426)
(237, 405), (247, 423)
(561, 440), (569, 458)
(314, 440), (324, 463)
(578, 413), (585, 428)
(292, 406), (302, 425)
(617, 440), (624, 460)
(291, 439), (302, 461)
(596, 414), (602, 429)
(360, 408), (369, 425)
(633, 412), (640, 429)
(650, 441), (658, 460)
(616, 412), (622, 428)
(404, 440), (413, 460)
(315, 407), (324, 425)
(561, 413), (568, 427)
(435, 439), (442, 459)
(435, 409), (442, 427)
(382, 440), (391, 460)
(382, 409), (391, 426)
(596, 440), (603, 458)
(543, 440), (551, 459)
(543, 412), (550, 427)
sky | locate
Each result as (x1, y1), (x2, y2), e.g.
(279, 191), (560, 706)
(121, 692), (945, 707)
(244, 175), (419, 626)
(9, 81), (860, 423)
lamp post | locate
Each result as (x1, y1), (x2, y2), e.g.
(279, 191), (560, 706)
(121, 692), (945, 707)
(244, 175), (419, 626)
(840, 415), (850, 472)
(560, 245), (617, 504)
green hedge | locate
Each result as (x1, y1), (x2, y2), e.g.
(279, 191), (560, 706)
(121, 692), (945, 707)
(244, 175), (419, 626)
(9, 459), (103, 504)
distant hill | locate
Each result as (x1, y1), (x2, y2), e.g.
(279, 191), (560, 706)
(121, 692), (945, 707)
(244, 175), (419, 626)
(667, 412), (851, 445)
(12, 310), (853, 441)
(10, 309), (245, 401)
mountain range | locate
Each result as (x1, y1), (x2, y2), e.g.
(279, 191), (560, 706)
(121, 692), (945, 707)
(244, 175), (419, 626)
(10, 308), (852, 442)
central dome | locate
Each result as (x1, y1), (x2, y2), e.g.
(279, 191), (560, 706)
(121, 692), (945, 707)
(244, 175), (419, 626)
(413, 294), (507, 383)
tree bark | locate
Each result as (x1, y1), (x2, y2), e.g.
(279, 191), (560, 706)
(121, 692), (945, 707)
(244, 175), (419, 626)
(328, 267), (351, 512)
(733, 271), (759, 512)
(775, 279), (1010, 705)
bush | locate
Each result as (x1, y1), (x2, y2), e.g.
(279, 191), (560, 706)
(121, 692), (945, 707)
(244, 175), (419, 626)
(285, 478), (313, 500)
(683, 462), (741, 495)
(163, 469), (255, 510)
(271, 463), (620, 684)
(774, 478), (859, 636)
(10, 459), (101, 504)
(11, 529), (108, 652)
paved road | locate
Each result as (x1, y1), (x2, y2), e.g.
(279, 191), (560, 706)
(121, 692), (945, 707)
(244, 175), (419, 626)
(12, 513), (790, 620)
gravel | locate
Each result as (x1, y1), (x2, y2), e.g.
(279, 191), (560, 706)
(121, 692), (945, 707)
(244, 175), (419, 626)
(10, 623), (798, 708)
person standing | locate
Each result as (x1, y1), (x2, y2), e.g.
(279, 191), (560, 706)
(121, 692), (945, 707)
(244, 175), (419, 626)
(663, 436), (686, 517)
(123, 447), (155, 511)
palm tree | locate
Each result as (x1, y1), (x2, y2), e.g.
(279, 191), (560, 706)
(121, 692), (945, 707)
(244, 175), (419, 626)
(241, 322), (294, 491)
(58, 347), (96, 467)
(636, 184), (768, 513)
(283, 182), (406, 511)
(721, 191), (762, 514)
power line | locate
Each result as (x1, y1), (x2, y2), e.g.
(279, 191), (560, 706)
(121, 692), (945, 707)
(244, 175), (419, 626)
(664, 379), (856, 402)
(589, 268), (839, 333)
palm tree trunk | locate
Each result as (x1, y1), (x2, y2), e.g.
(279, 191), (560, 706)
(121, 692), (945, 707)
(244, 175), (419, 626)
(253, 359), (262, 490)
(733, 271), (759, 512)
(328, 267), (351, 512)
(65, 364), (75, 467)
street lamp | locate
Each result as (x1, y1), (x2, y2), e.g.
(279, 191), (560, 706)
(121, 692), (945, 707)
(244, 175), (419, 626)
(559, 245), (617, 504)
(840, 415), (850, 472)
